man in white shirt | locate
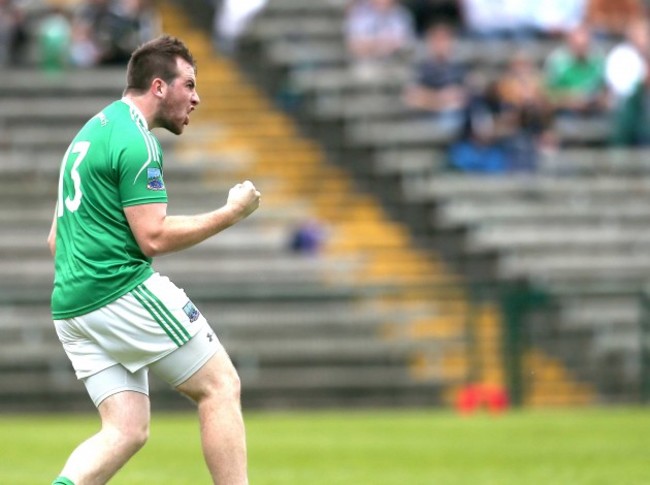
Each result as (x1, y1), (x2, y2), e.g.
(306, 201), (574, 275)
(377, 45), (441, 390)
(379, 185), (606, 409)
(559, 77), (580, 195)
(606, 20), (650, 145)
(605, 20), (649, 101)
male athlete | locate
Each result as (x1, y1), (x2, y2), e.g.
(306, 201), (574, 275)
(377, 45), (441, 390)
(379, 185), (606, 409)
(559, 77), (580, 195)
(47, 35), (258, 485)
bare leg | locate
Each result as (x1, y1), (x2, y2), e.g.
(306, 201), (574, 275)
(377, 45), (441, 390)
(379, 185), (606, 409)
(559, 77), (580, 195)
(59, 391), (150, 485)
(177, 349), (248, 485)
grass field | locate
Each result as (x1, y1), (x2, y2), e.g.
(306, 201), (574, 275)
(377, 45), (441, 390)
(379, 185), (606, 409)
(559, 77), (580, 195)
(1, 408), (649, 484)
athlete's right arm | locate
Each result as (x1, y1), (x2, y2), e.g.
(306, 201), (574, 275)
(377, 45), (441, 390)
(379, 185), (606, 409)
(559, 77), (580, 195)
(124, 180), (260, 257)
(47, 205), (57, 257)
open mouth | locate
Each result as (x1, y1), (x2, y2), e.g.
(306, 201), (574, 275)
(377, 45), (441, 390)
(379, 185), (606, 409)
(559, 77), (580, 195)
(184, 108), (193, 125)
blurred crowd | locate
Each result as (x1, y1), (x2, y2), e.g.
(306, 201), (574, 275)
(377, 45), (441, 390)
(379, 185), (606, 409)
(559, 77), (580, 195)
(0, 0), (267, 67)
(345, 0), (650, 172)
(0, 0), (28, 65)
(0, 0), (160, 70)
(5, 0), (650, 173)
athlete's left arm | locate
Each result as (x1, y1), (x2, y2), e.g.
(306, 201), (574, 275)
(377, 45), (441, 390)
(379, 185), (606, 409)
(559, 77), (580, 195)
(124, 180), (260, 257)
(47, 206), (57, 257)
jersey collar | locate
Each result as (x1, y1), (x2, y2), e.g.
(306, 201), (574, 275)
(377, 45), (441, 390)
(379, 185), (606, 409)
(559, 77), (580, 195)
(121, 97), (149, 131)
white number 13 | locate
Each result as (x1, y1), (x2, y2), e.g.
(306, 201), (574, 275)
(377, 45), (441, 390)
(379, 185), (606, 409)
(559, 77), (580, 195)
(57, 141), (90, 217)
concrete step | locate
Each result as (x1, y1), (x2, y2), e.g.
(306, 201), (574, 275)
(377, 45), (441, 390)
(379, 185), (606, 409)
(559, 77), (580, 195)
(0, 69), (125, 95)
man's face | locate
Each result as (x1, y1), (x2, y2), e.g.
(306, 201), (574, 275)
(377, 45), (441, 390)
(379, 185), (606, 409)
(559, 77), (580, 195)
(427, 27), (452, 59)
(156, 57), (200, 135)
(629, 22), (650, 51)
(568, 27), (590, 58)
(371, 0), (394, 12)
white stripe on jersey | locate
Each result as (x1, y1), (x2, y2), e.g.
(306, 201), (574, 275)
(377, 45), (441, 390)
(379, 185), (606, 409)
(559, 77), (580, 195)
(130, 108), (161, 184)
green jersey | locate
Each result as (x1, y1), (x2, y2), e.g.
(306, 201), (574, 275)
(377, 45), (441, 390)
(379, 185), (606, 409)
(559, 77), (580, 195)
(52, 99), (168, 319)
(545, 47), (605, 96)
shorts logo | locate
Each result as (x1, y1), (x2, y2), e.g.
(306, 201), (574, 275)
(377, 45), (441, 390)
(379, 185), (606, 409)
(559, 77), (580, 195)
(183, 301), (200, 323)
(147, 168), (165, 191)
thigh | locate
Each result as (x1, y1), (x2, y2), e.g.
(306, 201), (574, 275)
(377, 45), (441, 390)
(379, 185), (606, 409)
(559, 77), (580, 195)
(97, 387), (151, 431)
(83, 364), (149, 408)
(148, 319), (222, 388)
(174, 346), (239, 402)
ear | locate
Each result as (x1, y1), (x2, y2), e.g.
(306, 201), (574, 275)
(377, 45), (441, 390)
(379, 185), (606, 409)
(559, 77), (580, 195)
(151, 78), (166, 99)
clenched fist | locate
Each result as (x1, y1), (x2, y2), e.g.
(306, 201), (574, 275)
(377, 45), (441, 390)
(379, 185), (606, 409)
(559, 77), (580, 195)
(227, 180), (261, 219)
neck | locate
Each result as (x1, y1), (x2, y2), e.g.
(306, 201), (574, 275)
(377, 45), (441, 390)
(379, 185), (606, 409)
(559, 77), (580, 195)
(123, 92), (158, 129)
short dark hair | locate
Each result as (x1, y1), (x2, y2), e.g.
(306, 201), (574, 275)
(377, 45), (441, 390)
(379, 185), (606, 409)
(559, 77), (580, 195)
(124, 35), (196, 94)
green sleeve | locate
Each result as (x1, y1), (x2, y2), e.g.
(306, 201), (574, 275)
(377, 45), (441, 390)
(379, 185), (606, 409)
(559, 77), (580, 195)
(117, 134), (168, 207)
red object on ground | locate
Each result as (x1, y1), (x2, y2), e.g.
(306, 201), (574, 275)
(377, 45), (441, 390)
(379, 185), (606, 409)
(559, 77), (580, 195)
(456, 384), (509, 414)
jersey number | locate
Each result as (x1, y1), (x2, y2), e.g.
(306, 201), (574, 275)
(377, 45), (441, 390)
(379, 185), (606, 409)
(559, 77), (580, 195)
(57, 141), (90, 217)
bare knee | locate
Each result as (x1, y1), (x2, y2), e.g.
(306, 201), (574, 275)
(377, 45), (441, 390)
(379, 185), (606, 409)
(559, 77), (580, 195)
(219, 368), (242, 403)
(127, 421), (150, 451)
(200, 366), (241, 405)
(104, 419), (149, 454)
(96, 391), (150, 458)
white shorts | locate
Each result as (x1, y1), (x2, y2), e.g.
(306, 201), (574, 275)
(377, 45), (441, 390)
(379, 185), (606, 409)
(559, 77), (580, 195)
(53, 272), (222, 406)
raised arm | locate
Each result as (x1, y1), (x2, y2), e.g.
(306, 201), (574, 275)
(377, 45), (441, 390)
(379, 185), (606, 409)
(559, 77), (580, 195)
(124, 180), (260, 257)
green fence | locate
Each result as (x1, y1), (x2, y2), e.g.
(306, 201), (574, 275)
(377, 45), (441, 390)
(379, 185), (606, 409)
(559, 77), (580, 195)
(469, 281), (649, 407)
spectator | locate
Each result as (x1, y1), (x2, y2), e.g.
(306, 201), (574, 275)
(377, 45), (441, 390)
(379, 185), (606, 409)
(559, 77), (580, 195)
(75, 0), (111, 42)
(530, 0), (587, 37)
(605, 20), (649, 102)
(213, 0), (268, 54)
(345, 0), (415, 62)
(544, 24), (606, 116)
(498, 52), (554, 169)
(403, 23), (467, 129)
(403, 0), (462, 36)
(0, 0), (28, 66)
(461, 0), (587, 39)
(102, 0), (161, 64)
(130, 0), (160, 43)
(585, 0), (645, 39)
(460, 0), (534, 39)
(448, 79), (512, 173)
(606, 20), (650, 145)
(38, 7), (71, 72)
(69, 18), (101, 67)
(500, 53), (547, 111)
(449, 54), (552, 174)
(75, 0), (160, 65)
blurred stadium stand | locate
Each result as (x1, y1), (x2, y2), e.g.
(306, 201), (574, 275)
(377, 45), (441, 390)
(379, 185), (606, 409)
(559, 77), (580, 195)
(234, 0), (650, 406)
(2, 0), (650, 411)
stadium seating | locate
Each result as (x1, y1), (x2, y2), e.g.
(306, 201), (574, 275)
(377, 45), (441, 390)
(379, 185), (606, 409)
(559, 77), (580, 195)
(236, 0), (650, 406)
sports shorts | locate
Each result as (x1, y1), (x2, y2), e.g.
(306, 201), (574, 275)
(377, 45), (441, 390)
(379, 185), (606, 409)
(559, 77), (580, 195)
(53, 272), (222, 406)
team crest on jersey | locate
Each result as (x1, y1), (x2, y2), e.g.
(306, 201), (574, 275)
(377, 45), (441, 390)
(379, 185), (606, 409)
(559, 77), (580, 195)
(147, 167), (165, 191)
(183, 300), (200, 323)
